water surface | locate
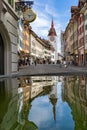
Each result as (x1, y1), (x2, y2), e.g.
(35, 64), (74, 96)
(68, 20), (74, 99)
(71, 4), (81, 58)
(0, 76), (87, 130)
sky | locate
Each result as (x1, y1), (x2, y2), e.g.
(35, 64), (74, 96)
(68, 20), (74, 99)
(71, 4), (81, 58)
(30, 0), (78, 52)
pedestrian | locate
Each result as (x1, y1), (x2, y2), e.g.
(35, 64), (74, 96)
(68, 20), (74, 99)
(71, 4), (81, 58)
(27, 58), (30, 66)
(34, 59), (37, 66)
(69, 60), (72, 66)
(63, 60), (67, 68)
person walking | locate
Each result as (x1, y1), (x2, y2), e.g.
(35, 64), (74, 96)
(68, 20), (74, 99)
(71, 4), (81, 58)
(27, 58), (30, 66)
(34, 59), (37, 66)
(63, 60), (67, 68)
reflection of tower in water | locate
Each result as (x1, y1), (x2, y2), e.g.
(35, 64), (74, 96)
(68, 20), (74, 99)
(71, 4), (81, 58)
(49, 79), (58, 121)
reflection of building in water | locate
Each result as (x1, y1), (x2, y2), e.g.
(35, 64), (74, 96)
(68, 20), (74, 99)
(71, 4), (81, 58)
(30, 76), (53, 99)
(17, 76), (59, 127)
(86, 79), (87, 99)
(63, 76), (87, 130)
(49, 77), (58, 121)
(17, 76), (54, 129)
(18, 77), (31, 124)
(18, 77), (31, 102)
(18, 77), (38, 129)
(0, 79), (18, 130)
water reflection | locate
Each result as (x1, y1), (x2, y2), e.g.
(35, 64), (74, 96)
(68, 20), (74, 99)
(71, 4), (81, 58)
(17, 76), (56, 130)
(18, 77), (38, 129)
(0, 76), (87, 130)
(0, 78), (18, 130)
(62, 76), (87, 130)
(29, 76), (74, 130)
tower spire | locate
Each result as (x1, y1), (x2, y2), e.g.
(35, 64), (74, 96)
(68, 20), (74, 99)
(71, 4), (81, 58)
(48, 18), (57, 36)
(49, 97), (57, 121)
(51, 18), (54, 28)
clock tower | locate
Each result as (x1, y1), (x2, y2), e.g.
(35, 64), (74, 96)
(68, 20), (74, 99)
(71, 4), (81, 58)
(48, 19), (58, 63)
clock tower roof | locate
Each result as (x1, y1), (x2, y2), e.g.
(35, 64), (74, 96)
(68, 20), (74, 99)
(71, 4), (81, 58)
(48, 19), (57, 36)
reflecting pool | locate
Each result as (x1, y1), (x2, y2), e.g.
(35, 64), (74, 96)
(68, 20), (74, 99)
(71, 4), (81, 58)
(0, 76), (87, 130)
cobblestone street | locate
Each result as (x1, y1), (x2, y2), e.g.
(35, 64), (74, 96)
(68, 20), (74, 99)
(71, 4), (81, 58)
(0, 64), (87, 79)
(19, 64), (87, 76)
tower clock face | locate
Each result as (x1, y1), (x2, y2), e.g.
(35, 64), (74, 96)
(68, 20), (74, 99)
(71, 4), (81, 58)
(23, 8), (36, 22)
(49, 36), (55, 42)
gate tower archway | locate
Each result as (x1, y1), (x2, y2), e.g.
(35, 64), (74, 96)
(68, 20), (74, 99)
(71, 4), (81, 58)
(0, 34), (4, 74)
(0, 21), (11, 75)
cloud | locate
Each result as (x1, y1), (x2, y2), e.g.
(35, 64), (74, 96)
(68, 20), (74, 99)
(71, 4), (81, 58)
(29, 105), (52, 126)
(29, 96), (52, 126)
(31, 14), (50, 38)
(34, 1), (45, 8)
(45, 4), (58, 18)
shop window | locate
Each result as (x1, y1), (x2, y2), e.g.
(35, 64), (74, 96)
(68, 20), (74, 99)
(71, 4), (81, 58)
(86, 53), (87, 61)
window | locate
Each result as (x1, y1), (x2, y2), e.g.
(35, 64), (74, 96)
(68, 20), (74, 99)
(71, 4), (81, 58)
(82, 25), (84, 32)
(85, 14), (87, 20)
(85, 35), (87, 42)
(86, 53), (87, 61)
(81, 15), (84, 22)
(85, 24), (87, 30)
(8, 0), (14, 7)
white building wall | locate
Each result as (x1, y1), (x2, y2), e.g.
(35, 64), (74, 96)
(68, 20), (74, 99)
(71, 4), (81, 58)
(48, 36), (58, 63)
(44, 48), (51, 59)
(30, 34), (44, 63)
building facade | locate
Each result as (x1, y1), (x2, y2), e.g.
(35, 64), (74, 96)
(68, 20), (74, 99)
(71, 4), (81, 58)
(78, 13), (84, 65)
(0, 0), (19, 75)
(81, 2), (87, 64)
(60, 31), (65, 57)
(29, 29), (54, 64)
(62, 0), (87, 66)
(29, 30), (44, 64)
(18, 18), (30, 65)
